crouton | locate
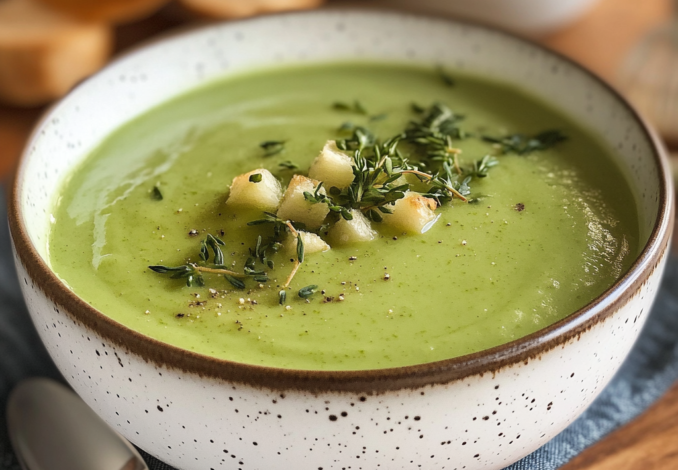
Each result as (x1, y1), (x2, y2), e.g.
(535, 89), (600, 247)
(328, 209), (377, 245)
(276, 175), (329, 229)
(225, 168), (282, 212)
(308, 140), (355, 189)
(285, 231), (330, 256)
(381, 191), (439, 234)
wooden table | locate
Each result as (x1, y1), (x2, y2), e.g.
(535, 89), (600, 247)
(0, 0), (675, 468)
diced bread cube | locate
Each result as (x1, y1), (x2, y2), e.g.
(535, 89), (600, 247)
(308, 140), (355, 189)
(285, 231), (330, 256)
(276, 175), (329, 229)
(328, 209), (377, 245)
(381, 191), (439, 234)
(226, 169), (282, 212)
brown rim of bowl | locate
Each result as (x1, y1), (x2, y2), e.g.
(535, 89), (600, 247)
(8, 8), (675, 394)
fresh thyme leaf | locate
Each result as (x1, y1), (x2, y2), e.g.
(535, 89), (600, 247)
(468, 155), (499, 178)
(247, 211), (285, 226)
(206, 234), (224, 266)
(368, 209), (383, 222)
(296, 234), (305, 263)
(436, 65), (455, 87)
(354, 100), (368, 115)
(151, 185), (163, 201)
(298, 285), (318, 299)
(333, 100), (368, 115)
(149, 265), (184, 274)
(279, 290), (287, 305)
(225, 274), (245, 289)
(249, 173), (263, 183)
(411, 102), (426, 114)
(278, 161), (298, 170)
(199, 240), (209, 261)
(259, 140), (286, 157)
(482, 130), (567, 155)
(338, 122), (355, 133)
(333, 102), (352, 112)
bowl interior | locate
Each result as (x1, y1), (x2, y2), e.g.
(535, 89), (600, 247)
(18, 9), (665, 299)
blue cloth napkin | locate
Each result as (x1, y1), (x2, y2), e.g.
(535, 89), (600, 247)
(1, 186), (676, 468)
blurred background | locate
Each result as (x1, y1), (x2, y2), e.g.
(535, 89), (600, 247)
(0, 0), (677, 180)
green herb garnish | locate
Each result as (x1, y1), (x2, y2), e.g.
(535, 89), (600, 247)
(260, 140), (286, 157)
(304, 102), (485, 218)
(436, 65), (455, 87)
(468, 155), (499, 178)
(482, 130), (567, 155)
(151, 185), (163, 200)
(278, 161), (298, 170)
(150, 234), (253, 288)
(224, 274), (245, 289)
(249, 173), (263, 183)
(333, 100), (368, 115)
(298, 285), (318, 299)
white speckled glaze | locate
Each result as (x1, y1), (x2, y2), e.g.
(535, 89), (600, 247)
(9, 9), (674, 470)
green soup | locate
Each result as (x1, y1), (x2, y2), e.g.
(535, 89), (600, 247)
(48, 63), (639, 370)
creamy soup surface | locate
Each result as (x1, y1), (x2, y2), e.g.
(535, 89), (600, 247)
(48, 63), (639, 370)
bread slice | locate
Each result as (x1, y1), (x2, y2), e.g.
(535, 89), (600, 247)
(276, 174), (329, 229)
(226, 169), (282, 212)
(381, 191), (439, 234)
(328, 209), (377, 245)
(308, 140), (355, 189)
(179, 0), (324, 19)
(31, 0), (168, 23)
(0, 0), (111, 106)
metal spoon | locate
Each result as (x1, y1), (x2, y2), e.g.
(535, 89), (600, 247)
(6, 378), (148, 470)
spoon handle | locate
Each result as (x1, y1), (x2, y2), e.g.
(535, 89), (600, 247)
(6, 378), (148, 470)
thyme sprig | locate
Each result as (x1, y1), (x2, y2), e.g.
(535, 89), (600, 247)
(246, 213), (306, 291)
(482, 130), (567, 155)
(467, 155), (500, 178)
(149, 234), (245, 287)
(404, 102), (467, 161)
(303, 102), (487, 219)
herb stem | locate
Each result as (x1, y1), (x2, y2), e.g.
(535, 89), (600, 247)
(193, 266), (246, 278)
(284, 260), (301, 289)
(284, 220), (298, 237)
(401, 170), (468, 202)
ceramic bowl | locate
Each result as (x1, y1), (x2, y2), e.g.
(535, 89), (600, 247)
(372, 0), (601, 34)
(8, 9), (674, 470)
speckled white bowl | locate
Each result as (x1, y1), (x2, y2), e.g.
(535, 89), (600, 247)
(9, 9), (674, 470)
